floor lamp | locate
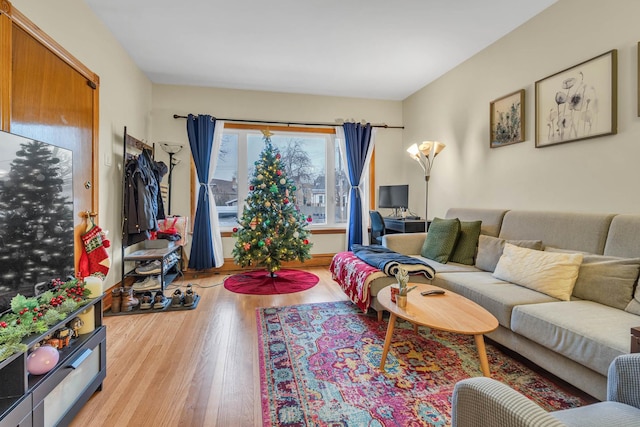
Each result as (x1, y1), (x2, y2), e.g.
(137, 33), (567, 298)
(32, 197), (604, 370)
(160, 142), (184, 216)
(406, 141), (445, 222)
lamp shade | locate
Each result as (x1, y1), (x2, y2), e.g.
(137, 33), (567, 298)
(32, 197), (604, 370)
(418, 141), (434, 155)
(433, 141), (446, 156)
(406, 143), (420, 158)
(418, 140), (445, 157)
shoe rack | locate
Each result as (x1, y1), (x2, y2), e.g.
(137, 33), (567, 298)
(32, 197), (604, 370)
(122, 245), (182, 292)
(106, 245), (185, 317)
(118, 127), (189, 316)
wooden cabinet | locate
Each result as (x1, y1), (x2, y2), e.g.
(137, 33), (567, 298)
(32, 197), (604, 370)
(0, 297), (106, 427)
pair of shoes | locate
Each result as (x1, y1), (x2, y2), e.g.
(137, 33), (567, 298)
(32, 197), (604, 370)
(153, 291), (169, 309)
(171, 289), (184, 307)
(164, 252), (179, 265)
(121, 286), (139, 312)
(139, 291), (153, 310)
(111, 287), (122, 313)
(132, 275), (160, 291)
(136, 260), (162, 275)
(184, 284), (197, 307)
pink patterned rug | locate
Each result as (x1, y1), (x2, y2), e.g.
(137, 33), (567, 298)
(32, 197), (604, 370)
(257, 301), (592, 427)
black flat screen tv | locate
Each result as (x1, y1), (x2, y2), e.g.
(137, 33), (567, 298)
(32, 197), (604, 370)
(0, 130), (75, 314)
(378, 184), (409, 211)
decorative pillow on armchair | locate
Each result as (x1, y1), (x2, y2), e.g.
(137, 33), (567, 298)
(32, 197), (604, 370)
(420, 217), (461, 263)
(493, 243), (583, 301)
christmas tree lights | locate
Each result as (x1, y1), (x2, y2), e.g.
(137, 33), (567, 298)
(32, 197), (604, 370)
(232, 131), (312, 276)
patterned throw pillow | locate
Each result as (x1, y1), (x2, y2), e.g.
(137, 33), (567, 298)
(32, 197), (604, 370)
(420, 217), (461, 263)
(449, 220), (482, 265)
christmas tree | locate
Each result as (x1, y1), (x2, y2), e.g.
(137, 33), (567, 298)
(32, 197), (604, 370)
(0, 140), (75, 301)
(232, 130), (312, 276)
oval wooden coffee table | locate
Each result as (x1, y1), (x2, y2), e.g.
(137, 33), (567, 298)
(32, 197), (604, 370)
(378, 283), (499, 377)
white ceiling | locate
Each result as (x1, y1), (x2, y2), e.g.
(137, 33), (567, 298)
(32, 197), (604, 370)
(84, 0), (557, 101)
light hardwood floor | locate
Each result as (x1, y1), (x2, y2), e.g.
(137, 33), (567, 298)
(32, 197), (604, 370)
(70, 267), (348, 427)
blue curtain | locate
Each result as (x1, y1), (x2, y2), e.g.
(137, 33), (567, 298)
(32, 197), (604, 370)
(187, 114), (217, 270)
(343, 122), (373, 250)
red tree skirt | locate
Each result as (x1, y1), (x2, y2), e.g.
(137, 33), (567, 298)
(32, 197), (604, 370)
(224, 269), (319, 295)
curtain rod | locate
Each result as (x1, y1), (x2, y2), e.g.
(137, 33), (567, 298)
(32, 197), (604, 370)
(172, 114), (403, 129)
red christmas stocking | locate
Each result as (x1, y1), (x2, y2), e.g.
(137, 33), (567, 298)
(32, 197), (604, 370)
(79, 225), (111, 278)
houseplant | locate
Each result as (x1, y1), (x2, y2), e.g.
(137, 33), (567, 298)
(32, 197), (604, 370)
(394, 268), (416, 308)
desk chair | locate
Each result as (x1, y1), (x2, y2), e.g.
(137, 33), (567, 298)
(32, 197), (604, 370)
(369, 210), (386, 245)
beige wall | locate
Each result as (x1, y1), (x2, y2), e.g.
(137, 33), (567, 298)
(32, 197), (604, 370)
(14, 0), (640, 280)
(12, 0), (153, 290)
(151, 85), (402, 257)
(403, 0), (640, 219)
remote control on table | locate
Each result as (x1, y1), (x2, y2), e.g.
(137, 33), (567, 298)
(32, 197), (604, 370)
(421, 290), (445, 296)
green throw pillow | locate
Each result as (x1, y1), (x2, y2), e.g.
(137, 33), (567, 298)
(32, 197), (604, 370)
(449, 220), (482, 265)
(420, 217), (461, 263)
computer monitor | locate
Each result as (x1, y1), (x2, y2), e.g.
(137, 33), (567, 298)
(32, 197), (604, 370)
(378, 184), (409, 216)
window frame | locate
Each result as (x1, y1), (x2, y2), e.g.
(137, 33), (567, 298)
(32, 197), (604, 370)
(191, 123), (371, 235)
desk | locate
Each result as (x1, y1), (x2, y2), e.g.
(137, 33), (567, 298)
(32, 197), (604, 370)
(384, 218), (427, 234)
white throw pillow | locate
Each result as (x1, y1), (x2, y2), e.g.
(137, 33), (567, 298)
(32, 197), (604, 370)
(493, 243), (583, 301)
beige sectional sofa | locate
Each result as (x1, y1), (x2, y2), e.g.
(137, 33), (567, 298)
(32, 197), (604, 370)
(379, 208), (640, 401)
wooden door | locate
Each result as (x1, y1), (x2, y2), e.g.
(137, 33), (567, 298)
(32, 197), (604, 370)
(2, 7), (100, 270)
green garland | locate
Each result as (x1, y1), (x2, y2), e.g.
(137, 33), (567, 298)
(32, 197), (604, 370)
(0, 278), (91, 363)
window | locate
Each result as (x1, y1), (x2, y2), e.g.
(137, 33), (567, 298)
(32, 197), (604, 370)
(209, 126), (349, 229)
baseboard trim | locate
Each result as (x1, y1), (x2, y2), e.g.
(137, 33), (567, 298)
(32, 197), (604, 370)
(103, 253), (336, 311)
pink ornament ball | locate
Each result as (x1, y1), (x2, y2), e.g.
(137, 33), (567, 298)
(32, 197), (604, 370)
(27, 345), (60, 375)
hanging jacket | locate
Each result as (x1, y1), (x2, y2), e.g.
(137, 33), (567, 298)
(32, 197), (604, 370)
(124, 149), (160, 244)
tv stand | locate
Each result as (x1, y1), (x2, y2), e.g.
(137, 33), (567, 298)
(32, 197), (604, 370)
(0, 297), (105, 426)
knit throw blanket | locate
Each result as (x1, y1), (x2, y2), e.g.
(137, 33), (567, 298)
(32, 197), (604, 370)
(330, 246), (435, 312)
(330, 251), (387, 312)
(351, 244), (435, 278)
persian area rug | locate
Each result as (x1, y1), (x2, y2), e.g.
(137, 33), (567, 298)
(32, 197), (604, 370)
(257, 301), (591, 427)
(224, 269), (319, 295)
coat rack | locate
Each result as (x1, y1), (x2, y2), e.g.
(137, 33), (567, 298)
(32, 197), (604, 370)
(159, 142), (184, 216)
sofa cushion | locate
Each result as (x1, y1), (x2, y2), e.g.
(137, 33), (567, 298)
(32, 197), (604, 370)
(575, 255), (640, 310)
(410, 255), (480, 274)
(444, 208), (507, 237)
(546, 248), (640, 310)
(420, 217), (460, 263)
(433, 272), (558, 327)
(511, 301), (639, 375)
(475, 236), (543, 272)
(450, 220), (482, 265)
(552, 401), (640, 427)
(625, 282), (640, 316)
(493, 244), (583, 301)
(498, 210), (614, 254)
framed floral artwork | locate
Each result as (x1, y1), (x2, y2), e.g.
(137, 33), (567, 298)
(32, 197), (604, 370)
(535, 49), (617, 148)
(490, 89), (525, 148)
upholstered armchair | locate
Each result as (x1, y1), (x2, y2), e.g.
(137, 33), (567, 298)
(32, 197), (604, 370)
(451, 353), (640, 427)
